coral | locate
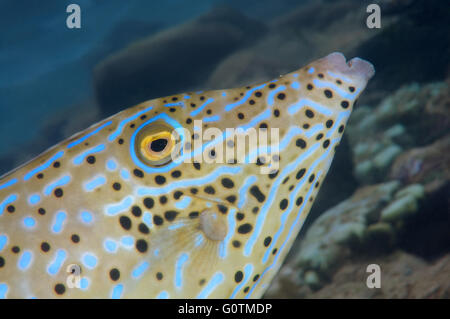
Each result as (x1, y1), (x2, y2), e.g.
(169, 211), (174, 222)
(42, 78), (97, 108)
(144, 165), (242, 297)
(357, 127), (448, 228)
(265, 178), (446, 294)
(390, 135), (450, 193)
(347, 82), (449, 184)
(265, 251), (450, 299)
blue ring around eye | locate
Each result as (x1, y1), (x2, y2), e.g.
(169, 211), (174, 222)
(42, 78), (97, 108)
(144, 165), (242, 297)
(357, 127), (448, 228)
(129, 113), (186, 173)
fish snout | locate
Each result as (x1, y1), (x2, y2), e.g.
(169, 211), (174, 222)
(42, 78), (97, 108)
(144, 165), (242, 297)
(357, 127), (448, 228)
(320, 52), (375, 85)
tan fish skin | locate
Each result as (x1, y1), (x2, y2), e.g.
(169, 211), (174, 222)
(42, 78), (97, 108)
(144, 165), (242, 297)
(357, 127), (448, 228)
(0, 52), (374, 299)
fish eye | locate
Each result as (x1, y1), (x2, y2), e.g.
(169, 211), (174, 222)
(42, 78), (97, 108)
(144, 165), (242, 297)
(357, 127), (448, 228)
(135, 122), (177, 166)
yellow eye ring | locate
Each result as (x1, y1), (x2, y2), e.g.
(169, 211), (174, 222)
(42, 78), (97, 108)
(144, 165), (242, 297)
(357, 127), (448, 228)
(134, 121), (178, 167)
(140, 131), (175, 161)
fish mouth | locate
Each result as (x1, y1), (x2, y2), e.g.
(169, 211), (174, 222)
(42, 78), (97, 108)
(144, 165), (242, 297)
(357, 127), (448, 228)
(321, 52), (375, 83)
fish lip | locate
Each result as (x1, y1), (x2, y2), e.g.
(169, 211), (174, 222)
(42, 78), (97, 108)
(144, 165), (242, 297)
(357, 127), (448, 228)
(323, 52), (376, 82)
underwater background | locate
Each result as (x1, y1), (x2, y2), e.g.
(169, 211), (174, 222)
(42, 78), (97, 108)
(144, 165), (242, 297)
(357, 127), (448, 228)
(0, 0), (449, 298)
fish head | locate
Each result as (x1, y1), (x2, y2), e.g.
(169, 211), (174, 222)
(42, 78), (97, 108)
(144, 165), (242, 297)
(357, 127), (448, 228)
(0, 52), (374, 299)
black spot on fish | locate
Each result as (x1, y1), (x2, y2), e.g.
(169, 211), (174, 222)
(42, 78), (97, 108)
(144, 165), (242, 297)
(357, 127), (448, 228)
(269, 170), (278, 179)
(326, 120), (334, 128)
(138, 223), (150, 234)
(86, 156), (96, 164)
(54, 283), (66, 295)
(226, 195), (236, 204)
(189, 211), (199, 219)
(131, 205), (142, 217)
(159, 196), (168, 205)
(204, 185), (215, 194)
(232, 240), (241, 248)
(296, 168), (306, 180)
(296, 138), (307, 149)
(221, 178), (234, 189)
(143, 198), (154, 209)
(41, 242), (50, 252)
(164, 211), (178, 221)
(171, 170), (181, 178)
(155, 175), (166, 185)
(238, 223), (253, 234)
(250, 186), (266, 203)
(234, 271), (243, 283)
(341, 100), (349, 109)
(218, 205), (228, 214)
(174, 191), (183, 200)
(153, 215), (164, 226)
(110, 268), (120, 281)
(119, 216), (132, 230)
(133, 169), (144, 178)
(136, 239), (148, 253)
(71, 234), (80, 243)
(54, 188), (63, 198)
(279, 199), (288, 210)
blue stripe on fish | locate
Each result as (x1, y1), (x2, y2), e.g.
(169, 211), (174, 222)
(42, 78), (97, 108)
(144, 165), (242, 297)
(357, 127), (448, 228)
(0, 194), (18, 216)
(67, 121), (112, 149)
(196, 272), (224, 299)
(23, 151), (64, 181)
(43, 175), (71, 196)
(73, 144), (106, 165)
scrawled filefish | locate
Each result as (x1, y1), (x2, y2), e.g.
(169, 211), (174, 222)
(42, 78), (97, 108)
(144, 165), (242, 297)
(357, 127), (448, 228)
(0, 52), (374, 299)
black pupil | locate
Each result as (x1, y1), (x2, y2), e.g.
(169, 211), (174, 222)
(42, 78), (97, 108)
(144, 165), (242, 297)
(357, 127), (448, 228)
(150, 138), (168, 152)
